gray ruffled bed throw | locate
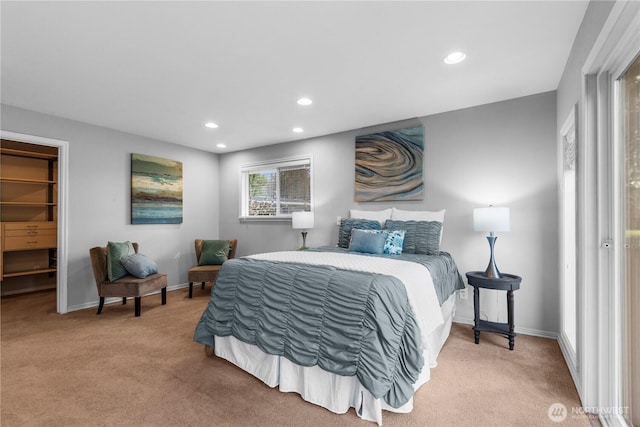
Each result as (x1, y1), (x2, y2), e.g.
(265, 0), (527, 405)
(193, 257), (424, 408)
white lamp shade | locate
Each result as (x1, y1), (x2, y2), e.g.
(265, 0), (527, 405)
(473, 207), (510, 232)
(291, 211), (314, 230)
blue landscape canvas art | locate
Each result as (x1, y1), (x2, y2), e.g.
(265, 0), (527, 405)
(131, 153), (183, 224)
(355, 125), (424, 202)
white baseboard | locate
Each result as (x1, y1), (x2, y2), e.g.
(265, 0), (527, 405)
(557, 331), (581, 399)
(67, 282), (190, 313)
(453, 316), (557, 339)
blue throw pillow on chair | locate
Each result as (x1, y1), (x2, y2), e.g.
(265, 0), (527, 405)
(121, 253), (159, 278)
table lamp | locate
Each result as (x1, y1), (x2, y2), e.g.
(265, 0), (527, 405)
(292, 211), (314, 250)
(473, 206), (510, 278)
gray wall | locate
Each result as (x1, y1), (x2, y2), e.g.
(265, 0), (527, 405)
(2, 93), (560, 335)
(1, 104), (220, 310)
(219, 91), (559, 336)
(0, 0), (618, 336)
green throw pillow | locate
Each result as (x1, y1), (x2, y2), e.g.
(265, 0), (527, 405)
(107, 241), (135, 281)
(199, 240), (231, 265)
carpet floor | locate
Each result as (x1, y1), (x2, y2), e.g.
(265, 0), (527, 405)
(1, 288), (589, 426)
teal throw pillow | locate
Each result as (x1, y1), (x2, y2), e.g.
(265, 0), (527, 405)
(121, 253), (158, 278)
(348, 229), (388, 254)
(199, 240), (231, 265)
(107, 241), (135, 281)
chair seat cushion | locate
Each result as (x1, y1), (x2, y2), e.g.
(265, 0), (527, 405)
(102, 273), (167, 297)
(188, 265), (222, 283)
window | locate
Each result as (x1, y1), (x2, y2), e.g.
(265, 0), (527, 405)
(240, 155), (312, 219)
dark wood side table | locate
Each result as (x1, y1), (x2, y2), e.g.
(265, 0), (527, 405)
(465, 271), (522, 351)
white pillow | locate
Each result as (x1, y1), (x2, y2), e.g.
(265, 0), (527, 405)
(391, 208), (446, 243)
(391, 208), (446, 222)
(349, 208), (392, 225)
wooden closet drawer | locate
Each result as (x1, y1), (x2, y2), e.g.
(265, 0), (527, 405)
(4, 235), (57, 251)
(3, 222), (56, 233)
(4, 228), (56, 237)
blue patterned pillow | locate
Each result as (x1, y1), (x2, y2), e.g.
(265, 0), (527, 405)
(384, 220), (442, 254)
(384, 230), (405, 255)
(337, 218), (382, 248)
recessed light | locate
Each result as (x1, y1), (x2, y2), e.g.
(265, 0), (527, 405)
(297, 98), (312, 106)
(205, 122), (219, 129)
(216, 143), (226, 148)
(444, 51), (466, 65)
(292, 127), (304, 133)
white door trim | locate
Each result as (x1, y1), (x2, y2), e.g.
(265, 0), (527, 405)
(1, 130), (69, 314)
(558, 104), (578, 390)
(580, 0), (639, 424)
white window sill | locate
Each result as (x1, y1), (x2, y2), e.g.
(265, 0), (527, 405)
(239, 216), (292, 223)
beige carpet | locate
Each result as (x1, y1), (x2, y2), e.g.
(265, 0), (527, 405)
(1, 289), (589, 426)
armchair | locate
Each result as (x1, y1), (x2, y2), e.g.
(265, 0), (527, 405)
(188, 239), (237, 298)
(89, 242), (167, 317)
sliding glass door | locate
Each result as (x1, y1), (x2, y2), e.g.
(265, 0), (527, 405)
(579, 2), (639, 422)
(620, 53), (639, 427)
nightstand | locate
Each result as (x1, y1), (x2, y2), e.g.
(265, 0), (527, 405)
(465, 271), (522, 351)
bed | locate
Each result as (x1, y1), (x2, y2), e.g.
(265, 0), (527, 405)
(194, 212), (464, 425)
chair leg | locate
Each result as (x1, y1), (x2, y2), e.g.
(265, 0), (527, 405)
(134, 297), (141, 317)
(97, 297), (105, 315)
(189, 282), (193, 299)
(122, 297), (127, 305)
(162, 287), (167, 305)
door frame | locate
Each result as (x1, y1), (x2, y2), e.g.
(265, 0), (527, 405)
(558, 104), (578, 388)
(580, 1), (639, 424)
(0, 130), (69, 314)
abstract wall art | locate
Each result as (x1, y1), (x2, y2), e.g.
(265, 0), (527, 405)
(131, 153), (183, 224)
(355, 125), (424, 202)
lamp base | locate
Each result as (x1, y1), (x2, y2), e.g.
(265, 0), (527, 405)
(484, 235), (501, 278)
(299, 231), (308, 251)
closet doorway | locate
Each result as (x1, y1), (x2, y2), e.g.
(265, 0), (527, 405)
(0, 131), (68, 313)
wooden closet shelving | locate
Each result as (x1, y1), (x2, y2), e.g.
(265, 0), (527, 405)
(1, 141), (58, 293)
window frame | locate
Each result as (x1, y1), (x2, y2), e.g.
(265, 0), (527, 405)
(239, 154), (313, 221)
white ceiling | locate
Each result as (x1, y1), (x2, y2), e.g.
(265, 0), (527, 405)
(1, 1), (589, 153)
